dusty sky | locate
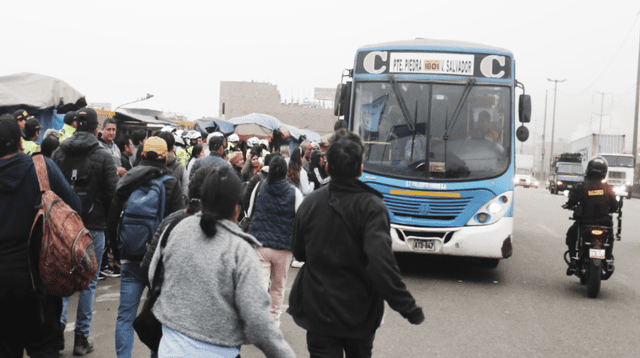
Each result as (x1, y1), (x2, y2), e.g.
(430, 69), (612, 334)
(2, 0), (640, 150)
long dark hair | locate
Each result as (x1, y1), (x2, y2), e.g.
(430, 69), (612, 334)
(287, 146), (303, 186)
(187, 166), (215, 214)
(199, 167), (243, 237)
(188, 144), (203, 163)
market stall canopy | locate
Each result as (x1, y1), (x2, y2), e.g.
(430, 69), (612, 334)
(0, 72), (87, 112)
(114, 108), (175, 131)
(195, 117), (235, 135)
(299, 128), (322, 143)
(229, 113), (287, 142)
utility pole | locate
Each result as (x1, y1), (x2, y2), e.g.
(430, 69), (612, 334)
(633, 21), (640, 192)
(548, 78), (566, 173)
(593, 91), (613, 152)
(541, 90), (548, 180)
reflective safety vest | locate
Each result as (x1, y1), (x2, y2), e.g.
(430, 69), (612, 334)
(59, 124), (76, 142)
(176, 146), (188, 166)
(23, 140), (40, 155)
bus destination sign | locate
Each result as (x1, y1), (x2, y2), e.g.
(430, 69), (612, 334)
(356, 51), (512, 79)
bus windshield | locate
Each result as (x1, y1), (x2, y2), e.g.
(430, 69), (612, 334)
(353, 81), (511, 181)
(600, 155), (634, 168)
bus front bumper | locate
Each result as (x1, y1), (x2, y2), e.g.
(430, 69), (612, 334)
(390, 217), (513, 259)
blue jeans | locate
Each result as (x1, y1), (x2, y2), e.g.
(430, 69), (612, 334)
(115, 263), (146, 358)
(61, 230), (105, 337)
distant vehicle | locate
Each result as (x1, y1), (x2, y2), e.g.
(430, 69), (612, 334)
(530, 177), (539, 188)
(334, 38), (532, 268)
(514, 154), (534, 188)
(571, 134), (625, 167)
(549, 153), (584, 194)
(599, 153), (634, 198)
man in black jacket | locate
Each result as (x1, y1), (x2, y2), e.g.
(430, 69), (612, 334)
(106, 136), (184, 358)
(51, 108), (118, 355)
(288, 129), (424, 358)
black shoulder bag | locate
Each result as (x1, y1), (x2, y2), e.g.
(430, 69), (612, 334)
(133, 213), (189, 354)
(238, 179), (264, 232)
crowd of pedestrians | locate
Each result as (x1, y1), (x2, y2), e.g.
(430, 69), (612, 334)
(0, 108), (423, 358)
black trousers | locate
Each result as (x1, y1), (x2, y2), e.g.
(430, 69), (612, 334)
(0, 269), (63, 358)
(307, 331), (375, 358)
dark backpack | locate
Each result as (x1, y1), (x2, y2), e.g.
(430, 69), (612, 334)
(29, 154), (98, 297)
(57, 145), (100, 218)
(117, 175), (172, 256)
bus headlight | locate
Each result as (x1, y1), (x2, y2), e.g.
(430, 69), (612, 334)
(467, 191), (513, 226)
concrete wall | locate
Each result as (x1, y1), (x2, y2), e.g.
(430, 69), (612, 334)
(219, 81), (336, 138)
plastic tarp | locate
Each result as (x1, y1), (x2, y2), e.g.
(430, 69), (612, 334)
(115, 108), (174, 130)
(299, 129), (322, 143)
(194, 117), (235, 135)
(0, 72), (87, 112)
(229, 113), (286, 142)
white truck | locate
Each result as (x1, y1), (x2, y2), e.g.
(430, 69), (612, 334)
(570, 134), (631, 197)
(515, 154), (535, 188)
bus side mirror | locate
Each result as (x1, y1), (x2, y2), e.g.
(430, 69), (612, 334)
(519, 94), (531, 123)
(334, 82), (352, 122)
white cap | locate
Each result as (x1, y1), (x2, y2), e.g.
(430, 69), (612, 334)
(259, 139), (269, 147)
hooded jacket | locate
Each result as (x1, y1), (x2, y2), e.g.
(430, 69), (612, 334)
(288, 177), (424, 339)
(0, 153), (81, 271)
(51, 131), (118, 231)
(107, 160), (184, 262)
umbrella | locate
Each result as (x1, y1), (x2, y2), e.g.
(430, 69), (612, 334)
(299, 129), (322, 143)
(194, 117), (235, 135)
(229, 113), (287, 142)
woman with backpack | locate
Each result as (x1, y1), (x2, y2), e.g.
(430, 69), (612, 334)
(247, 155), (303, 326)
(148, 166), (295, 358)
(286, 146), (314, 195)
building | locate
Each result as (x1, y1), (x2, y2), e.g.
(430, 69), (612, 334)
(219, 81), (337, 138)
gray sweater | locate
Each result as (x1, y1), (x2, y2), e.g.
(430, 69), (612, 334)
(149, 214), (295, 358)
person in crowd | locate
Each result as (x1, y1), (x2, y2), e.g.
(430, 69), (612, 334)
(41, 136), (60, 158)
(43, 128), (61, 141)
(308, 150), (330, 190)
(23, 117), (42, 155)
(242, 153), (273, 214)
(99, 118), (126, 177)
(229, 150), (244, 177)
(156, 131), (186, 193)
(13, 109), (29, 138)
(259, 139), (271, 158)
(288, 129), (424, 358)
(287, 146), (314, 195)
(186, 130), (203, 157)
(247, 155), (303, 326)
(142, 166), (215, 285)
(117, 134), (134, 171)
(189, 134), (231, 181)
(131, 129), (147, 167)
(181, 144), (204, 196)
(59, 111), (77, 142)
(173, 131), (189, 166)
(227, 133), (241, 158)
(242, 147), (264, 183)
(107, 136), (184, 358)
(52, 108), (118, 356)
(300, 140), (313, 172)
(0, 118), (81, 358)
(148, 167), (295, 358)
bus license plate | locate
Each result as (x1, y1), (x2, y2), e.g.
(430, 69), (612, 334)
(589, 249), (605, 259)
(413, 239), (435, 251)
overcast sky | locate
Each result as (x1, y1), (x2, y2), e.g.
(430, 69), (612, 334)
(3, 0), (640, 149)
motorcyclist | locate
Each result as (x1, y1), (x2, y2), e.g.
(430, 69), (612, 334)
(563, 157), (619, 275)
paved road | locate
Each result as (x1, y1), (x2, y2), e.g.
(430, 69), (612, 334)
(59, 187), (640, 357)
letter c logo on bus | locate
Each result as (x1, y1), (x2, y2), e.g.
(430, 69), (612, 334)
(363, 51), (388, 74)
(480, 55), (506, 78)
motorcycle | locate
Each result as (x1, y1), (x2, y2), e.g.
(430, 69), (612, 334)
(562, 192), (623, 298)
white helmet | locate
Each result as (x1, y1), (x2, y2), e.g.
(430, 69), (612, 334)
(228, 134), (239, 143)
(259, 139), (269, 147)
(173, 132), (186, 147)
(188, 130), (202, 140)
(161, 125), (176, 133)
(247, 137), (260, 147)
(206, 132), (224, 145)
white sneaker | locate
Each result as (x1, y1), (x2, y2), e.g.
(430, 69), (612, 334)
(291, 260), (304, 268)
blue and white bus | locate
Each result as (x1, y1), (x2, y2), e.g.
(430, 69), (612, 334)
(334, 39), (531, 268)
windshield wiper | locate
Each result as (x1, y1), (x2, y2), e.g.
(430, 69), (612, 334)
(443, 78), (476, 140)
(389, 74), (415, 132)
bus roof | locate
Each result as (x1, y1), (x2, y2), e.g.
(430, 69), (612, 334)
(358, 38), (513, 56)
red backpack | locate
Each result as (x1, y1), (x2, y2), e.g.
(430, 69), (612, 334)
(29, 154), (98, 297)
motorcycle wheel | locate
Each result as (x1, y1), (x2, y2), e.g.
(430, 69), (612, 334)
(586, 260), (602, 298)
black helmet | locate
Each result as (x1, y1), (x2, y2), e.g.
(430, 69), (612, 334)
(586, 157), (608, 178)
